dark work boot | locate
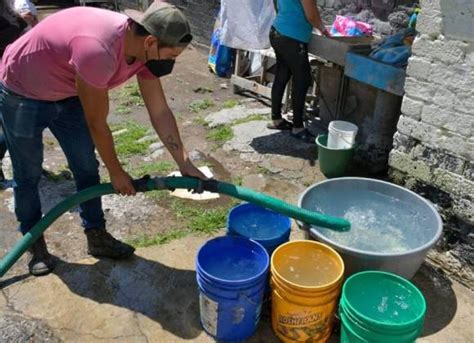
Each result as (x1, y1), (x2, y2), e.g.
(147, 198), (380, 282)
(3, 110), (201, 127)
(85, 228), (135, 259)
(28, 236), (56, 276)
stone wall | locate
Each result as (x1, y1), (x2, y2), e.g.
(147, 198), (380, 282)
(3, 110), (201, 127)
(167, 0), (220, 46)
(388, 0), (474, 287)
(118, 0), (219, 45)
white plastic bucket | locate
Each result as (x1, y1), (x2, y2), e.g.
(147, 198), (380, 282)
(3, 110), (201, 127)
(327, 121), (358, 149)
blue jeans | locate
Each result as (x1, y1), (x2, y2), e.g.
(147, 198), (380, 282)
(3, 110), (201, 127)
(0, 83), (105, 234)
(0, 131), (6, 160)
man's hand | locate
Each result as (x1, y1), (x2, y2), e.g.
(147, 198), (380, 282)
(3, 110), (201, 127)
(110, 169), (136, 196)
(179, 159), (209, 180)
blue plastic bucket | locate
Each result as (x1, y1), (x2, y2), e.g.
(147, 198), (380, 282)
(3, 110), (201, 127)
(196, 236), (270, 341)
(227, 203), (291, 256)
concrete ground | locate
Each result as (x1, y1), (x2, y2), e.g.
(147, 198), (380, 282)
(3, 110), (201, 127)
(1, 235), (473, 342)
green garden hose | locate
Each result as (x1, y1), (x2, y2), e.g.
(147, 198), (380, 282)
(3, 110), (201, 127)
(0, 176), (350, 277)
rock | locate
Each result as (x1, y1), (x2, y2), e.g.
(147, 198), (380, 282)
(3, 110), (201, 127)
(372, 18), (393, 35)
(137, 135), (158, 143)
(112, 128), (128, 136)
(144, 149), (165, 161)
(189, 149), (204, 161)
(220, 83), (228, 89)
(148, 142), (164, 151)
(205, 106), (270, 128)
(388, 11), (409, 32)
(0, 314), (59, 343)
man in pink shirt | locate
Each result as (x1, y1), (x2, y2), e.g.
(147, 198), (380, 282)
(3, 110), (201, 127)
(0, 2), (207, 276)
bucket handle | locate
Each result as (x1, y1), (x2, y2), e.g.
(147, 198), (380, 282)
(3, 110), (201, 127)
(331, 130), (356, 147)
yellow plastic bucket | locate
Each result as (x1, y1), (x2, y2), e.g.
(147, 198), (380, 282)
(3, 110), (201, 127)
(271, 241), (345, 342)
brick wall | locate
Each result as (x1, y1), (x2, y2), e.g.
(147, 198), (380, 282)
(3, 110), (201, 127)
(388, 0), (474, 286)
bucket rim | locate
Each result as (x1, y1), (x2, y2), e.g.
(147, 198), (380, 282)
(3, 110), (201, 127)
(341, 270), (426, 329)
(271, 240), (345, 291)
(316, 134), (355, 151)
(196, 236), (270, 286)
(227, 202), (292, 243)
(297, 177), (443, 257)
(328, 120), (359, 133)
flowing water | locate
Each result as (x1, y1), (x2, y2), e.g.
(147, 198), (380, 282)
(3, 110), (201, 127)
(311, 189), (432, 253)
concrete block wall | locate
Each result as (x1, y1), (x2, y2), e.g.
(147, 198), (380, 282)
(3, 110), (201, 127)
(389, 0), (474, 286)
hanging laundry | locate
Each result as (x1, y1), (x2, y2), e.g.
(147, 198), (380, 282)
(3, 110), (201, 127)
(219, 0), (276, 50)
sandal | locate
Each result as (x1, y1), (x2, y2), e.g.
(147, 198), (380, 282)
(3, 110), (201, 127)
(267, 119), (293, 130)
(290, 129), (316, 144)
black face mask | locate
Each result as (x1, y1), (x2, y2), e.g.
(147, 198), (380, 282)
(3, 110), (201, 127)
(145, 59), (175, 78)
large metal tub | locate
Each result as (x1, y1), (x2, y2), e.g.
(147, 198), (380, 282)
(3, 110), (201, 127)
(298, 178), (443, 279)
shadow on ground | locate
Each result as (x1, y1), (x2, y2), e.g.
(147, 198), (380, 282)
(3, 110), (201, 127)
(413, 264), (458, 337)
(51, 255), (203, 340)
(250, 131), (318, 164)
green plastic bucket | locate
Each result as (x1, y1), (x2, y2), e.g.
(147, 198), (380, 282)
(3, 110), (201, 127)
(339, 271), (426, 343)
(316, 134), (354, 178)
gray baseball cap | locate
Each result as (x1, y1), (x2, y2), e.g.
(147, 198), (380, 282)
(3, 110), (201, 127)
(125, 2), (192, 46)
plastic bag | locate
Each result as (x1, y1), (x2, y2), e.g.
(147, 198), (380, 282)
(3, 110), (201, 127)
(208, 27), (234, 77)
(330, 15), (373, 37)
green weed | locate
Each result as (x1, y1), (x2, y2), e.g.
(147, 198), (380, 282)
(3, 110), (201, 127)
(189, 99), (214, 113)
(206, 125), (233, 144)
(110, 121), (150, 157)
(223, 99), (240, 109)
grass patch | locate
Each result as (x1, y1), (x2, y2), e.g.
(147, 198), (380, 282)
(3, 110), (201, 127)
(189, 99), (214, 113)
(115, 105), (132, 115)
(113, 82), (145, 115)
(206, 125), (233, 144)
(194, 116), (208, 126)
(257, 166), (272, 175)
(127, 161), (175, 178)
(171, 199), (229, 234)
(110, 121), (150, 158)
(232, 113), (266, 125)
(121, 83), (145, 106)
(223, 99), (240, 109)
(145, 190), (169, 202)
(127, 229), (189, 248)
(126, 197), (239, 248)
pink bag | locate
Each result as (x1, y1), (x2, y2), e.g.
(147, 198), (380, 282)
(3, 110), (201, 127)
(330, 15), (373, 37)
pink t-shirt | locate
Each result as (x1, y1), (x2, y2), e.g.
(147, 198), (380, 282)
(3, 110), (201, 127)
(0, 7), (154, 101)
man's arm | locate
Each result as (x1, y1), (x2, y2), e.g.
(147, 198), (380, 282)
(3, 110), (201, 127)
(76, 76), (136, 195)
(137, 75), (208, 180)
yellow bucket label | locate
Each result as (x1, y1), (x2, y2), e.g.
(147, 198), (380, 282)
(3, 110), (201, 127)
(276, 311), (331, 342)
